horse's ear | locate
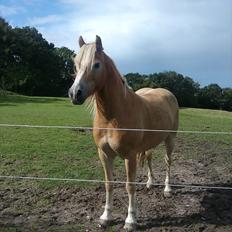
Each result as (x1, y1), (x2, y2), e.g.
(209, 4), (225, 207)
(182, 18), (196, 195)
(96, 35), (103, 52)
(79, 36), (85, 48)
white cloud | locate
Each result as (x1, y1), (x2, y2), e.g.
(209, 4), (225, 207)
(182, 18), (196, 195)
(29, 15), (65, 26)
(0, 4), (25, 17)
(53, 1), (230, 58)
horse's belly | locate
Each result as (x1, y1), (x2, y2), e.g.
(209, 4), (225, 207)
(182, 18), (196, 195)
(142, 132), (168, 150)
(96, 131), (167, 157)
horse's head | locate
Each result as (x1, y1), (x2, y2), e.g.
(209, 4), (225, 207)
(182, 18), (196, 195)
(68, 35), (106, 105)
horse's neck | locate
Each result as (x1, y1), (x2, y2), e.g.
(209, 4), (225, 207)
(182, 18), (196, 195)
(94, 64), (131, 123)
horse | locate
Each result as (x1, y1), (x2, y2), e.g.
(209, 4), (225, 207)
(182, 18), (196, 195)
(68, 35), (179, 231)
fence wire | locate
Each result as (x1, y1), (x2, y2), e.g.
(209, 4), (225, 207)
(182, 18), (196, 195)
(0, 175), (232, 190)
(0, 123), (232, 135)
(0, 123), (231, 191)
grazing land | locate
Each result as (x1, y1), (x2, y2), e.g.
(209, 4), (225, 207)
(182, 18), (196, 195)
(0, 93), (231, 231)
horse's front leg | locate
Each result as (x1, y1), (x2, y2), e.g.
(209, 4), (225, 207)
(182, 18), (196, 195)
(124, 156), (137, 231)
(98, 148), (115, 226)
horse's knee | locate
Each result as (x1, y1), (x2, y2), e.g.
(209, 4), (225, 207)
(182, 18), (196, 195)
(126, 182), (136, 194)
(105, 182), (113, 192)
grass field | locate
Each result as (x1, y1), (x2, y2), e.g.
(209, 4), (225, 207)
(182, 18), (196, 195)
(0, 93), (231, 189)
(0, 93), (232, 232)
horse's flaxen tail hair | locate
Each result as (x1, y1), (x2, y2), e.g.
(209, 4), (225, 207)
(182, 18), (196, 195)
(137, 152), (146, 167)
(173, 97), (179, 136)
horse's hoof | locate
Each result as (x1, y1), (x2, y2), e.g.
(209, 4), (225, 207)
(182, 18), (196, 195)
(146, 180), (153, 189)
(124, 222), (137, 231)
(164, 190), (172, 198)
(99, 219), (112, 228)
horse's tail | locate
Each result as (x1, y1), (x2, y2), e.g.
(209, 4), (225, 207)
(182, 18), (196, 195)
(172, 93), (179, 137)
(137, 150), (153, 167)
(137, 152), (146, 167)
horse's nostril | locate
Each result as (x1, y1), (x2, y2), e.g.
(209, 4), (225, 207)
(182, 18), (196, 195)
(77, 89), (82, 96)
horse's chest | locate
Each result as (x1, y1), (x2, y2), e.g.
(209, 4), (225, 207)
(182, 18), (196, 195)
(97, 134), (122, 153)
(94, 131), (136, 156)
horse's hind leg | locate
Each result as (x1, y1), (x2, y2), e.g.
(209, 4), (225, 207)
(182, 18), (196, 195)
(164, 135), (175, 197)
(146, 150), (154, 189)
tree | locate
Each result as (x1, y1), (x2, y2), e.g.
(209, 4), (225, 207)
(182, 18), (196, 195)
(197, 84), (223, 109)
(150, 71), (199, 107)
(125, 71), (200, 107)
(11, 26), (58, 95)
(1, 22), (75, 96)
(55, 47), (75, 95)
(0, 17), (15, 90)
(221, 88), (232, 111)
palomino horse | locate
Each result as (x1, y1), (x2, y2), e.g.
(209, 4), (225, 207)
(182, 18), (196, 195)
(69, 36), (179, 231)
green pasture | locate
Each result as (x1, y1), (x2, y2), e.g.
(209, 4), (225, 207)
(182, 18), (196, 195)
(0, 93), (231, 188)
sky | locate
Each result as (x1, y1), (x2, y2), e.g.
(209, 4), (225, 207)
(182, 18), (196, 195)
(1, 0), (232, 87)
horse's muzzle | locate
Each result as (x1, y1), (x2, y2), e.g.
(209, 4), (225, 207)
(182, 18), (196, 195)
(68, 88), (85, 105)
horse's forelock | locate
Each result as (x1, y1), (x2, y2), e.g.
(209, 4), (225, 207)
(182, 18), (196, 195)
(74, 43), (96, 72)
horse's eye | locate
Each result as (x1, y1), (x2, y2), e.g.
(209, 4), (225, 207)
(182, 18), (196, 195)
(94, 62), (100, 69)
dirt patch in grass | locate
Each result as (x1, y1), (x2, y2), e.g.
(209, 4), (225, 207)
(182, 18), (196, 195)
(0, 139), (232, 232)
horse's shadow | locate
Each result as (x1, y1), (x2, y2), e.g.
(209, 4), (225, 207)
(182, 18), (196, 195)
(106, 183), (232, 230)
(136, 183), (232, 230)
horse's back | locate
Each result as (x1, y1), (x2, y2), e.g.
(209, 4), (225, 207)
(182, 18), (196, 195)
(136, 88), (176, 104)
(136, 87), (179, 131)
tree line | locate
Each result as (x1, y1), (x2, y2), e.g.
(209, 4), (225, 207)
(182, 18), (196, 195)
(125, 72), (232, 111)
(0, 17), (231, 111)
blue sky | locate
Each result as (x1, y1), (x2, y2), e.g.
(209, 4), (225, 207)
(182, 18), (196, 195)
(1, 0), (232, 87)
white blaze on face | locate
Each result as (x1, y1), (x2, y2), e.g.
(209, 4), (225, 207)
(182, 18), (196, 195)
(69, 43), (96, 100)
(71, 68), (85, 96)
